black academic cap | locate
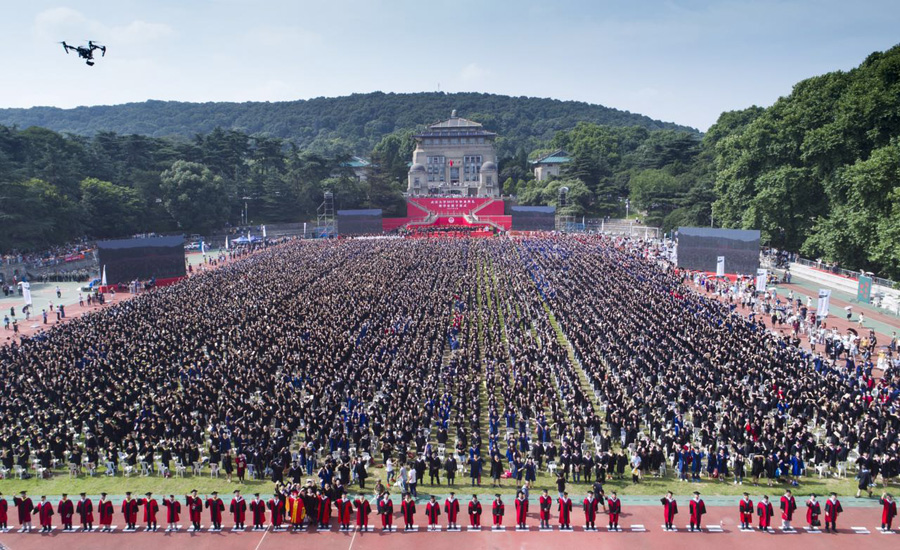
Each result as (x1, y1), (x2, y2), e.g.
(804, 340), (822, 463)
(693, 491), (700, 495)
(62, 493), (68, 497)
(145, 492), (152, 496)
(234, 490), (240, 494)
(211, 491), (218, 495)
(254, 493), (260, 497)
(125, 491), (132, 496)
(101, 492), (107, 497)
(80, 492), (86, 496)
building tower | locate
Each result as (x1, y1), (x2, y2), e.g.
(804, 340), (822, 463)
(407, 111), (500, 198)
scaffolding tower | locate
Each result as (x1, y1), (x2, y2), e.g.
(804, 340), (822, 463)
(316, 191), (336, 238)
(555, 186), (575, 232)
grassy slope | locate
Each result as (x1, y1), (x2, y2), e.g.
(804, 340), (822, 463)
(0, 465), (864, 499)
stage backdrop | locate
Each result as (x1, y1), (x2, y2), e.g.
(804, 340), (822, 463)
(337, 209), (383, 236)
(676, 227), (761, 275)
(510, 205), (556, 231)
(97, 236), (186, 285)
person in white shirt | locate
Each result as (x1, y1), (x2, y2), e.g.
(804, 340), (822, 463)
(408, 466), (418, 497)
(386, 458), (394, 484)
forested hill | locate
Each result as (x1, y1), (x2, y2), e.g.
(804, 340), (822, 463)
(0, 92), (697, 156)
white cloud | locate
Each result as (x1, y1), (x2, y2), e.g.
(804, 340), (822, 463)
(109, 21), (174, 44)
(244, 26), (321, 49)
(460, 63), (489, 81)
(33, 7), (173, 45)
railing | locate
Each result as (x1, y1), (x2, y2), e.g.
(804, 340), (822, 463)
(790, 257), (896, 289)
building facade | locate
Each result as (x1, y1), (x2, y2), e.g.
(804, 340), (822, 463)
(531, 150), (571, 181)
(407, 111), (500, 197)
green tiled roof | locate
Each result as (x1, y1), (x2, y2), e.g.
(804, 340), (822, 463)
(343, 156), (370, 168)
(530, 149), (571, 165)
(536, 156), (571, 164)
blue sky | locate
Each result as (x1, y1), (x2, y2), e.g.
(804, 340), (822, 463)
(1, 0), (898, 130)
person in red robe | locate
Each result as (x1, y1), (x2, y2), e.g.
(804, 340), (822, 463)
(36, 496), (54, 532)
(98, 493), (114, 532)
(539, 489), (552, 529)
(425, 495), (441, 530)
(76, 493), (94, 531)
(335, 495), (352, 531)
(185, 490), (203, 532)
(806, 494), (821, 530)
(515, 491), (529, 530)
(354, 493), (371, 531)
(401, 493), (416, 530)
(880, 493), (897, 532)
(249, 493), (267, 531)
(122, 492), (139, 531)
(230, 490), (247, 530)
(444, 492), (460, 529)
(661, 491), (678, 531)
(739, 493), (754, 530)
(206, 491), (225, 531)
(824, 493), (842, 533)
(163, 495), (181, 531)
(557, 492), (571, 530)
(689, 491), (706, 532)
(140, 492), (159, 531)
(757, 495), (774, 531)
(0, 491), (7, 531)
(268, 494), (286, 530)
(492, 494), (505, 528)
(780, 489), (797, 530)
(607, 491), (622, 531)
(581, 490), (597, 530)
(468, 495), (482, 528)
(57, 493), (75, 531)
(14, 491), (34, 531)
(316, 490), (331, 530)
(378, 492), (393, 531)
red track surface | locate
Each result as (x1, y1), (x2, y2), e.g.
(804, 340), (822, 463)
(1, 505), (895, 550)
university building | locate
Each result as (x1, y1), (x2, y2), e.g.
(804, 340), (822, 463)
(531, 149), (571, 181)
(407, 110), (500, 197)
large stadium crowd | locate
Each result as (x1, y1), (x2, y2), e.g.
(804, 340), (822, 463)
(0, 235), (898, 522)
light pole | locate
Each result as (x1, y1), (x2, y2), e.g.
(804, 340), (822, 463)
(242, 196), (251, 226)
(625, 198), (630, 219)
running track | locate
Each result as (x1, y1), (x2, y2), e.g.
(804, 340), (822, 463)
(1, 505), (896, 550)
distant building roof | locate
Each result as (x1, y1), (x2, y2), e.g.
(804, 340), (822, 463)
(342, 156), (370, 168)
(414, 110), (497, 139)
(530, 150), (572, 165)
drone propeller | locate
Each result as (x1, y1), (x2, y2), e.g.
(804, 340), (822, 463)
(87, 40), (107, 56)
(59, 41), (71, 52)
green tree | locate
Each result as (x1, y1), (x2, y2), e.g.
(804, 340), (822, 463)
(160, 161), (232, 232)
(80, 178), (144, 238)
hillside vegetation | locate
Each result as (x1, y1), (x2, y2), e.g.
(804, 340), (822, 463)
(3, 44), (900, 279)
(0, 91), (695, 157)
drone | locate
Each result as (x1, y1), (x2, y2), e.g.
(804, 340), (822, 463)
(60, 40), (107, 66)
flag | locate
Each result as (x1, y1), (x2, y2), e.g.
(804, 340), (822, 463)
(262, 225), (267, 238)
(225, 235), (229, 250)
(716, 256), (725, 276)
(816, 289), (831, 318)
(101, 265), (107, 286)
(755, 269), (767, 293)
(200, 240), (205, 255)
(21, 281), (32, 307)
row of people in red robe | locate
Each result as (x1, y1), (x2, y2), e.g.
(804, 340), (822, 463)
(739, 491), (896, 533)
(1, 490), (895, 533)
